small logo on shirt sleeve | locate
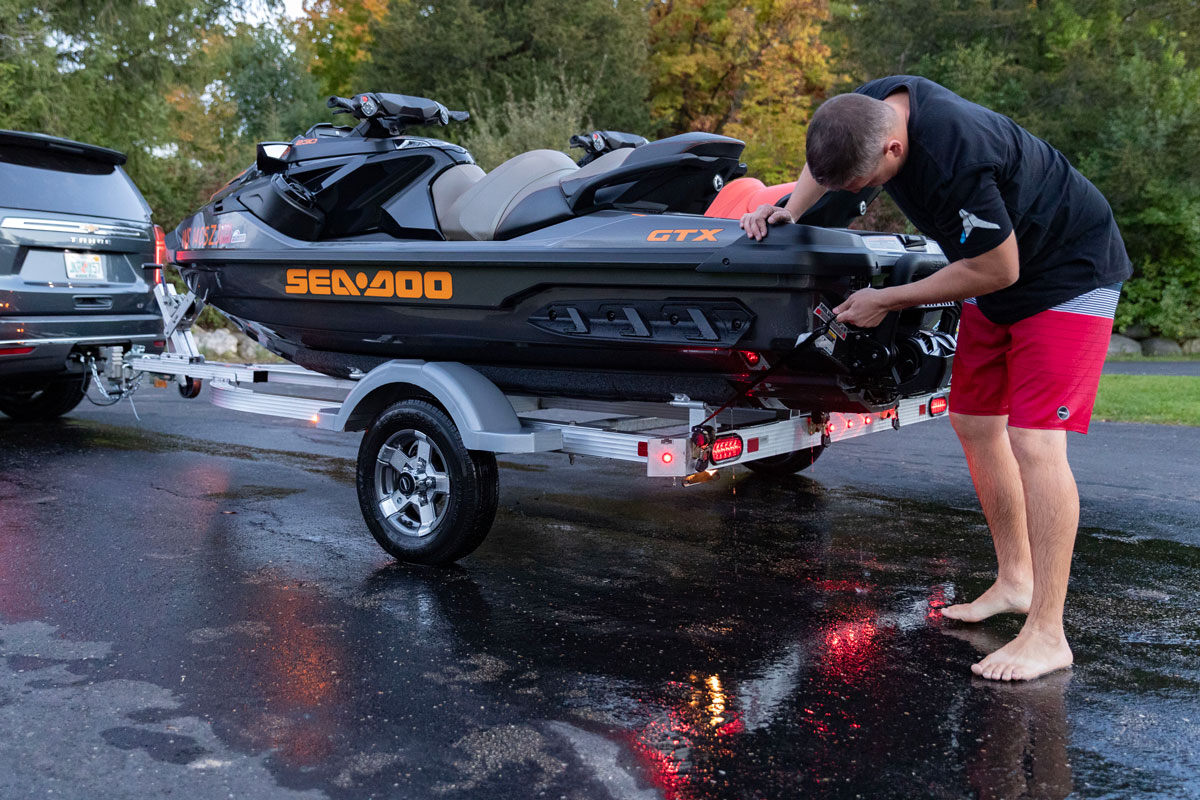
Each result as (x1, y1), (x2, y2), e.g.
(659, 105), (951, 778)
(959, 209), (1001, 243)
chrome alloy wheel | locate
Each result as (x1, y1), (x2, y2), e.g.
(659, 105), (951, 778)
(374, 429), (451, 538)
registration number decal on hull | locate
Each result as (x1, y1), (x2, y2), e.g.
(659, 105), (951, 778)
(284, 268), (453, 300)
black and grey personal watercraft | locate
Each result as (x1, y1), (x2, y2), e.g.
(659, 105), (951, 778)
(169, 91), (957, 412)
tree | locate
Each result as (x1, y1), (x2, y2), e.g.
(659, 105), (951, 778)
(359, 0), (651, 134)
(0, 0), (241, 224)
(458, 77), (593, 170)
(297, 0), (388, 99)
(830, 0), (1200, 338)
(648, 0), (834, 183)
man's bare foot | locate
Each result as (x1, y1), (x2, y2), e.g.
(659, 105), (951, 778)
(971, 627), (1073, 681)
(941, 579), (1032, 623)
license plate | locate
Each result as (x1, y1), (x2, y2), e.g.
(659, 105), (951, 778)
(64, 252), (104, 281)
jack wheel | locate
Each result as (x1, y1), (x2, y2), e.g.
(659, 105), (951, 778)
(357, 399), (498, 565)
(178, 376), (202, 398)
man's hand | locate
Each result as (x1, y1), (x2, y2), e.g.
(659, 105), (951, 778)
(832, 287), (894, 328)
(739, 203), (794, 240)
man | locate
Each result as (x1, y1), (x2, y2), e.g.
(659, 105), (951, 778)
(740, 76), (1131, 681)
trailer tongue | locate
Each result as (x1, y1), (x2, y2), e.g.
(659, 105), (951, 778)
(105, 277), (951, 565)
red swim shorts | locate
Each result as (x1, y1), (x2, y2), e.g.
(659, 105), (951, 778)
(949, 285), (1120, 433)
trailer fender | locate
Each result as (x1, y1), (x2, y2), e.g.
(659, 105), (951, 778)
(317, 360), (559, 454)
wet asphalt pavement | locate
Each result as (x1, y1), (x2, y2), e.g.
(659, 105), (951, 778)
(1, 389), (1198, 799)
(1102, 360), (1200, 377)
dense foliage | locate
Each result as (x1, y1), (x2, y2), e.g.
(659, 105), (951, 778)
(1, 0), (1195, 337)
(831, 0), (1200, 338)
(648, 0), (832, 183)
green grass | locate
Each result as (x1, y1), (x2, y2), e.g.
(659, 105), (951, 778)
(1104, 353), (1200, 362)
(1093, 375), (1200, 426)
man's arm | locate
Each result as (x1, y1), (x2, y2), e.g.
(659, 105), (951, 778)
(739, 164), (826, 240)
(832, 231), (1019, 327)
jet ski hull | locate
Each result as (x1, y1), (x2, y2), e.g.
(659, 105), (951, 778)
(175, 211), (954, 413)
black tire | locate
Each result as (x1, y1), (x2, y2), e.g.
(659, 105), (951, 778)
(356, 399), (499, 565)
(742, 444), (825, 476)
(0, 374), (90, 421)
(178, 376), (203, 398)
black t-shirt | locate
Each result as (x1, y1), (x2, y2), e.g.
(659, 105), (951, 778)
(854, 76), (1132, 324)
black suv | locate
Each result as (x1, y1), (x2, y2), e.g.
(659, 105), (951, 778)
(0, 130), (164, 420)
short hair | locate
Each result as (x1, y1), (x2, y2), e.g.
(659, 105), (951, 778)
(806, 93), (896, 188)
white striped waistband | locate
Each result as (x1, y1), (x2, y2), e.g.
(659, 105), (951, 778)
(963, 284), (1121, 319)
(1049, 285), (1122, 318)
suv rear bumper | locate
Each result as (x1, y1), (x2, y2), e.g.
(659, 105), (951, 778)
(0, 313), (163, 378)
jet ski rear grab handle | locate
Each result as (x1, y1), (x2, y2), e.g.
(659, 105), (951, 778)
(113, 269), (949, 562)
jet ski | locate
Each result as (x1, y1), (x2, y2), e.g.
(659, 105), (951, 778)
(169, 91), (957, 412)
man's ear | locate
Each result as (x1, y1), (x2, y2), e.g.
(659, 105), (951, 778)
(885, 138), (904, 159)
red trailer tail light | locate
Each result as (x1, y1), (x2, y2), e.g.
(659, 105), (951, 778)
(711, 435), (743, 462)
(0, 346), (35, 356)
(739, 350), (761, 367)
(929, 396), (948, 416)
(661, 452), (674, 464)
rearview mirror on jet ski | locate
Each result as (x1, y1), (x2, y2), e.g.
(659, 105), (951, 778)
(255, 142), (291, 174)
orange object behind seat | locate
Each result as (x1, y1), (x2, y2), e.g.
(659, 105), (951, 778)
(704, 177), (763, 219)
(705, 179), (797, 219)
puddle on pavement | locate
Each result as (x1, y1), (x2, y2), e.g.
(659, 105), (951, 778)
(203, 485), (304, 502)
(2, 425), (1198, 798)
(0, 418), (357, 486)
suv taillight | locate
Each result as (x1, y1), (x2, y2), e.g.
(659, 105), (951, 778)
(151, 225), (167, 284)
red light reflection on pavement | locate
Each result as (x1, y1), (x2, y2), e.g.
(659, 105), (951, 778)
(630, 673), (746, 799)
(0, 504), (44, 620)
(632, 709), (695, 797)
(927, 584), (949, 620)
(820, 619), (880, 682)
(242, 574), (346, 766)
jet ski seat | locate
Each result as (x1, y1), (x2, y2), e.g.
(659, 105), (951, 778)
(569, 147), (635, 180)
(441, 150), (578, 241)
(430, 164), (485, 232)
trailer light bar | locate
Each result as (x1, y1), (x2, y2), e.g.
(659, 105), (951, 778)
(711, 434), (743, 462)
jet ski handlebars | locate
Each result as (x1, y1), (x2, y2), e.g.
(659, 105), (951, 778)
(327, 92), (470, 137)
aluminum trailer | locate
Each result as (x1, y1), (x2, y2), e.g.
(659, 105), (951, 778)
(115, 278), (950, 565)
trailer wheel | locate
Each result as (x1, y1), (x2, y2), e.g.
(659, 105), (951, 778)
(743, 444), (825, 476)
(0, 374), (89, 421)
(178, 376), (202, 399)
(357, 399), (498, 565)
